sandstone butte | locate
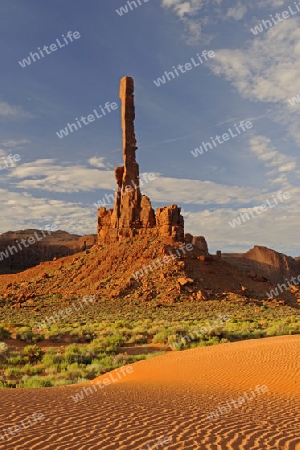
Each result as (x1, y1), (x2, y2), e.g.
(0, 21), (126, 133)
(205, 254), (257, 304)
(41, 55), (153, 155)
(97, 76), (208, 252)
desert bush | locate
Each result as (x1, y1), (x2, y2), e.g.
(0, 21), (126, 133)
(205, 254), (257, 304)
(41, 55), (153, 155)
(0, 327), (11, 339)
(18, 375), (53, 388)
(112, 353), (130, 365)
(44, 365), (59, 375)
(74, 377), (89, 384)
(91, 355), (114, 372)
(87, 336), (124, 354)
(69, 327), (96, 343)
(4, 367), (23, 377)
(22, 364), (43, 375)
(203, 336), (220, 346)
(152, 330), (173, 344)
(84, 363), (102, 378)
(0, 380), (16, 388)
(22, 345), (44, 364)
(147, 325), (162, 336)
(64, 344), (83, 364)
(167, 334), (178, 346)
(0, 342), (9, 361)
(251, 330), (266, 339)
(131, 325), (148, 335)
(7, 354), (21, 365)
(42, 352), (63, 367)
(64, 363), (87, 381)
(16, 327), (34, 343)
(48, 332), (66, 342)
(128, 334), (148, 344)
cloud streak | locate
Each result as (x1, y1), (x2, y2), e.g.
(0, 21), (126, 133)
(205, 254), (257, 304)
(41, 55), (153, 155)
(0, 101), (35, 119)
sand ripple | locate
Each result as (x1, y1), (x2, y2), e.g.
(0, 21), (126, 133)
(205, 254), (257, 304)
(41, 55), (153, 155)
(0, 336), (299, 450)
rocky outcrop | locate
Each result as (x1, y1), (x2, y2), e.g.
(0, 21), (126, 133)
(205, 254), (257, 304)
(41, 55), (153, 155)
(0, 230), (97, 274)
(223, 245), (300, 285)
(156, 204), (184, 242)
(242, 246), (300, 284)
(192, 236), (208, 254)
(97, 77), (184, 245)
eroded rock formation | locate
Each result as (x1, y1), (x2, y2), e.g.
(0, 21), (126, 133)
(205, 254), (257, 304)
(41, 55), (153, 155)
(97, 77), (184, 245)
(223, 245), (300, 284)
(0, 230), (97, 274)
(242, 245), (300, 284)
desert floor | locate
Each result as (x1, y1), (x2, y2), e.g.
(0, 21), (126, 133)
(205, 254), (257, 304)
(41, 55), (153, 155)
(0, 335), (299, 450)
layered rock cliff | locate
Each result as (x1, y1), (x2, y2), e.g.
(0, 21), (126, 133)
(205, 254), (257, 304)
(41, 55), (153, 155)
(242, 245), (300, 284)
(0, 230), (96, 274)
(223, 245), (300, 285)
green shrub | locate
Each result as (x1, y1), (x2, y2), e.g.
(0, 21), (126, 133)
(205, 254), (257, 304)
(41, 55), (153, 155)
(128, 334), (147, 344)
(22, 345), (44, 364)
(64, 344), (82, 364)
(4, 367), (23, 377)
(44, 365), (59, 375)
(91, 355), (114, 371)
(70, 326), (97, 343)
(22, 364), (43, 375)
(0, 380), (16, 388)
(7, 355), (22, 365)
(0, 327), (11, 339)
(204, 337), (220, 346)
(0, 342), (9, 361)
(18, 375), (53, 388)
(167, 334), (178, 346)
(152, 330), (172, 344)
(112, 354), (130, 365)
(16, 327), (34, 343)
(42, 352), (63, 368)
(64, 363), (87, 381)
(87, 336), (124, 354)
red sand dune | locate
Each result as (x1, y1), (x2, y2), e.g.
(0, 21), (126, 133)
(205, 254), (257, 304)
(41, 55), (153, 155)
(0, 336), (299, 449)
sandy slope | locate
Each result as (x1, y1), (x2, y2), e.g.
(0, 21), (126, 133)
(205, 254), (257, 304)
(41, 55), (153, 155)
(0, 336), (299, 450)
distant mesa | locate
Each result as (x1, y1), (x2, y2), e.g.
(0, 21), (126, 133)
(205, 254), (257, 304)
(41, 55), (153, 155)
(223, 245), (300, 285)
(0, 230), (96, 274)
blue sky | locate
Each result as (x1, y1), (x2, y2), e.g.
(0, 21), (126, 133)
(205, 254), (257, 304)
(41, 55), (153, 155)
(0, 0), (300, 256)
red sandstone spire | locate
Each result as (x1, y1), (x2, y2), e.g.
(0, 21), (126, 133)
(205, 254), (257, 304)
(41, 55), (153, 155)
(97, 77), (184, 245)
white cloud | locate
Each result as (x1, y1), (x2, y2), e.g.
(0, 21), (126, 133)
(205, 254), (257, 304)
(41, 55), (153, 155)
(181, 186), (299, 256)
(1, 139), (31, 148)
(161, 0), (206, 18)
(143, 175), (261, 205)
(249, 136), (298, 185)
(256, 0), (285, 7)
(226, 2), (247, 21)
(159, 0), (291, 42)
(88, 156), (112, 169)
(0, 188), (95, 236)
(7, 159), (115, 193)
(208, 19), (300, 145)
(0, 149), (21, 168)
(160, 0), (211, 43)
(5, 156), (297, 209)
(210, 20), (300, 102)
(0, 101), (35, 119)
(4, 157), (266, 204)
